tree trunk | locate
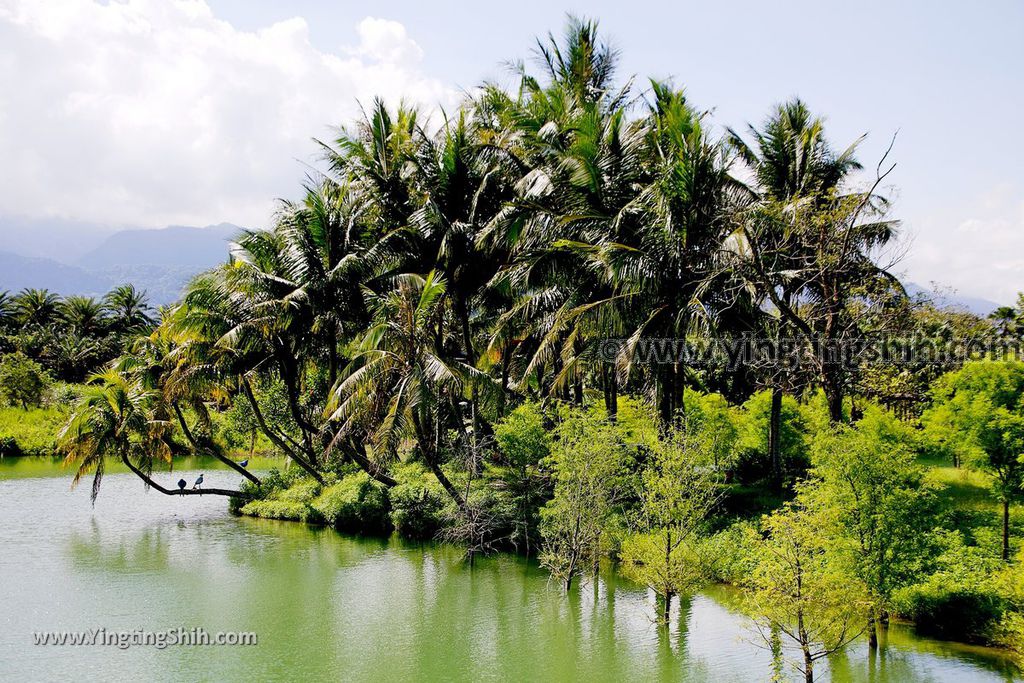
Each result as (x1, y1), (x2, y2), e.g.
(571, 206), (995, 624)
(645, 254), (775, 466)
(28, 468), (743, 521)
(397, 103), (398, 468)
(1003, 497), (1011, 561)
(662, 591), (673, 625)
(868, 615), (878, 648)
(172, 402), (261, 486)
(602, 364), (617, 422)
(339, 438), (398, 487)
(424, 456), (467, 513)
(768, 387), (783, 489)
(119, 454), (253, 499)
(803, 651), (814, 683)
(498, 344), (511, 418)
(824, 379), (844, 423)
(240, 377), (324, 485)
(658, 365), (675, 428)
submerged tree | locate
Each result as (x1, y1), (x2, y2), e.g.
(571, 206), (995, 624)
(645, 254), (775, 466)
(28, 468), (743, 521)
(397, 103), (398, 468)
(746, 502), (867, 683)
(804, 406), (937, 646)
(620, 420), (724, 623)
(539, 407), (630, 590)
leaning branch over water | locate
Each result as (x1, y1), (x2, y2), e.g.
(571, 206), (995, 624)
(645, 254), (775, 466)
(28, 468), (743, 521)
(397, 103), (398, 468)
(120, 455), (254, 500)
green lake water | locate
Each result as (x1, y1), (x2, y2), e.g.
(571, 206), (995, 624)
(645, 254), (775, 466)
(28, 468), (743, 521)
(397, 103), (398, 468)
(0, 457), (1020, 682)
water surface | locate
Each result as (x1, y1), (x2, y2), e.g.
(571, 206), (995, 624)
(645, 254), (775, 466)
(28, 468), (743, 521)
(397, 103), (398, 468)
(0, 458), (1019, 682)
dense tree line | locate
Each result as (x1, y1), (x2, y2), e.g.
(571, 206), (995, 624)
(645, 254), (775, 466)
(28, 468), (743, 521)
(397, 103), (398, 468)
(0, 284), (154, 384)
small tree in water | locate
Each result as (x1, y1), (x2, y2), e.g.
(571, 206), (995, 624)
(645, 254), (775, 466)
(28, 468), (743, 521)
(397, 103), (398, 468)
(745, 502), (867, 683)
(804, 405), (938, 648)
(619, 422), (724, 624)
(539, 407), (630, 591)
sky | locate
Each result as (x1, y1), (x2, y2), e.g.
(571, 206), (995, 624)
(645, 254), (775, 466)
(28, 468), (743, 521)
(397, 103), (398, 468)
(0, 0), (1021, 303)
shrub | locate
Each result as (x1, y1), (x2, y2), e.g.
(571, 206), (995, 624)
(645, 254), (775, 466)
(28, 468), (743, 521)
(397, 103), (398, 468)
(390, 467), (448, 540)
(891, 530), (1005, 642)
(240, 499), (315, 522)
(0, 436), (21, 457)
(0, 405), (66, 455)
(0, 353), (50, 409)
(312, 473), (391, 534)
(494, 401), (551, 467)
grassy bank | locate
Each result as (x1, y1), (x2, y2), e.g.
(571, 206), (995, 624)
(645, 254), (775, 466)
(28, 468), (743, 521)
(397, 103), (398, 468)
(0, 405), (67, 456)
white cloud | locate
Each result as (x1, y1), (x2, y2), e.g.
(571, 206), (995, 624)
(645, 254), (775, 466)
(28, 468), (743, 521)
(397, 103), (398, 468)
(902, 183), (1024, 306)
(0, 0), (456, 229)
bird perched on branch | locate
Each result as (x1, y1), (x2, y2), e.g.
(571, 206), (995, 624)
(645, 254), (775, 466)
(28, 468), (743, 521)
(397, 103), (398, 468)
(238, 459), (248, 468)
(193, 474), (204, 490)
(177, 479), (187, 495)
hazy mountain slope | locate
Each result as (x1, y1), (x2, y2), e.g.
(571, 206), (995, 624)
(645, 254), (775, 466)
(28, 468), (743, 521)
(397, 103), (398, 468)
(905, 282), (1000, 317)
(0, 222), (244, 305)
(0, 251), (113, 296)
(76, 223), (240, 269)
(0, 216), (117, 262)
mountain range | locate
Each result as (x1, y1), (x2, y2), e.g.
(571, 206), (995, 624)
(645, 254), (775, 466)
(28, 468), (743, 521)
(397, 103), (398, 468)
(0, 218), (241, 305)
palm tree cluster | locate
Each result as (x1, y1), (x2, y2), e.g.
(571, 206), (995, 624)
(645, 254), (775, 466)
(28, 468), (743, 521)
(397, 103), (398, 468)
(62, 16), (905, 504)
(0, 284), (155, 381)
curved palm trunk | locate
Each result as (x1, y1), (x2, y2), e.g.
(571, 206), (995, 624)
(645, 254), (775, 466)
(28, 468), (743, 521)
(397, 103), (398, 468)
(119, 454), (253, 499)
(171, 402), (261, 486)
(241, 377), (325, 485)
(338, 436), (398, 487)
(414, 415), (468, 512)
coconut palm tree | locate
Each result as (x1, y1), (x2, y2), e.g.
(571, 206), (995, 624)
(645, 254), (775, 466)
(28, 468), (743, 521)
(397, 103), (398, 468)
(59, 369), (252, 503)
(725, 102), (901, 424)
(103, 284), (155, 334)
(328, 271), (492, 509)
(61, 296), (109, 338)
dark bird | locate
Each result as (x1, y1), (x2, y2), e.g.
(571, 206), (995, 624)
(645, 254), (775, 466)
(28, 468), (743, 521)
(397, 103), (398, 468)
(238, 459), (248, 468)
(193, 474), (204, 490)
(177, 479), (187, 495)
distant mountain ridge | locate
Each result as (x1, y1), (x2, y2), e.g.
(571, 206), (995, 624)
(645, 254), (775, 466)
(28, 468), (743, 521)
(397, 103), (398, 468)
(0, 220), (245, 305)
(77, 223), (239, 269)
(904, 282), (1000, 317)
(0, 251), (113, 296)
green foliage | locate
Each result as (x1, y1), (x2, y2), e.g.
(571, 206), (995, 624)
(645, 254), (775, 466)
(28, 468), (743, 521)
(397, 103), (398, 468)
(892, 530), (1005, 642)
(219, 378), (292, 454)
(922, 360), (1024, 558)
(682, 391), (739, 470)
(0, 404), (67, 456)
(494, 401), (551, 467)
(0, 353), (51, 409)
(539, 407), (633, 589)
(312, 473), (391, 534)
(745, 502), (869, 680)
(804, 405), (939, 621)
(389, 465), (449, 540)
(620, 422), (726, 618)
(735, 389), (809, 482)
(240, 499), (317, 523)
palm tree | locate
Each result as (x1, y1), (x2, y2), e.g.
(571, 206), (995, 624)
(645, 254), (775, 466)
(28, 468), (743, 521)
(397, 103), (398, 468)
(59, 369), (252, 503)
(726, 100), (865, 478)
(103, 284), (155, 334)
(990, 306), (1018, 337)
(13, 288), (61, 328)
(328, 271), (489, 509)
(0, 291), (14, 333)
(61, 295), (109, 338)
